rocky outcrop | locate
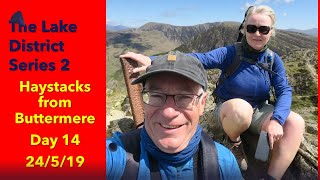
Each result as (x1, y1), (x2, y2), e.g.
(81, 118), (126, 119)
(107, 86), (318, 179)
(201, 108), (318, 180)
(107, 108), (318, 180)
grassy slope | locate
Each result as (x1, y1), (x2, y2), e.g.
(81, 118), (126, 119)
(107, 30), (179, 112)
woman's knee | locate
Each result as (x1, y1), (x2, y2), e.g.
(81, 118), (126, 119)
(285, 111), (305, 134)
(220, 98), (253, 125)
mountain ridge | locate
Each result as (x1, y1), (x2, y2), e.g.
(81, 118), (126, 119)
(107, 21), (318, 112)
(285, 28), (318, 37)
(106, 21), (318, 180)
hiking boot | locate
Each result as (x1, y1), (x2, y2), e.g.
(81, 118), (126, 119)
(223, 136), (248, 171)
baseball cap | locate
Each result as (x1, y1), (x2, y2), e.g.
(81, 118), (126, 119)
(132, 51), (208, 91)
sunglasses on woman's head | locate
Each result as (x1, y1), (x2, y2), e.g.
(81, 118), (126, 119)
(246, 25), (271, 35)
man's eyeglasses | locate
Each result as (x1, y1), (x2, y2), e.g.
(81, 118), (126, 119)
(141, 90), (203, 109)
(246, 25), (271, 35)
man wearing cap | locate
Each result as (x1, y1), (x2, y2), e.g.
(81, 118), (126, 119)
(107, 51), (242, 180)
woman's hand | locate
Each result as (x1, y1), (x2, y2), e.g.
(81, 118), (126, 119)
(266, 119), (283, 149)
(119, 52), (152, 73)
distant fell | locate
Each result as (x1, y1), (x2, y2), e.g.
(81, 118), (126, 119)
(286, 28), (318, 37)
(175, 23), (317, 56)
(107, 24), (131, 32)
(137, 22), (234, 44)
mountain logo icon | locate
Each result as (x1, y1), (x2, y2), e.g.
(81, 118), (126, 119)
(9, 11), (25, 26)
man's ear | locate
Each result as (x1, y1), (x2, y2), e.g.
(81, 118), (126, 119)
(198, 92), (208, 115)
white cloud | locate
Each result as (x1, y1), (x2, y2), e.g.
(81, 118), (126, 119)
(244, 0), (294, 7)
(283, 12), (287, 16)
(242, 0), (269, 10)
(254, 0), (271, 5)
(242, 2), (253, 10)
(284, 0), (294, 4)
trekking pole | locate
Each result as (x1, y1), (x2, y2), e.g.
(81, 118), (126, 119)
(120, 57), (144, 128)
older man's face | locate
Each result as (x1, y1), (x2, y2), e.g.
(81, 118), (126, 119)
(143, 72), (207, 154)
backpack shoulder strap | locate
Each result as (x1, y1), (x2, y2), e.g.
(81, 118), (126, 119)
(198, 131), (220, 180)
(265, 48), (277, 103)
(120, 129), (141, 180)
(120, 129), (161, 180)
(266, 48), (274, 70)
(222, 44), (275, 82)
(120, 130), (220, 180)
(216, 42), (243, 87)
(225, 42), (243, 77)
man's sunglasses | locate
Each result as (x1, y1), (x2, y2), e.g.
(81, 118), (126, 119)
(246, 25), (271, 35)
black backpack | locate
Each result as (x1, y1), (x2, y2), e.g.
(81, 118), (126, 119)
(236, 6), (253, 42)
(118, 129), (220, 180)
(214, 42), (276, 103)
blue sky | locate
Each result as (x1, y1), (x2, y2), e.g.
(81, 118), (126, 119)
(107, 0), (318, 30)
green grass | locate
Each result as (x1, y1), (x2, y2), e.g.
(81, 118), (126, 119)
(291, 95), (317, 109)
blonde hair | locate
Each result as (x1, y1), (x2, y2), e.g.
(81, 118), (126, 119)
(241, 5), (276, 36)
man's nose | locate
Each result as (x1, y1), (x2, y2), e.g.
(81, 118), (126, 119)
(161, 96), (180, 117)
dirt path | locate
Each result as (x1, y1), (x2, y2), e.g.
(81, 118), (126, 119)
(303, 49), (318, 84)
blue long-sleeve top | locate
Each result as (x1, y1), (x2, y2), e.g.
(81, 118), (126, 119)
(107, 132), (242, 180)
(188, 44), (292, 125)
